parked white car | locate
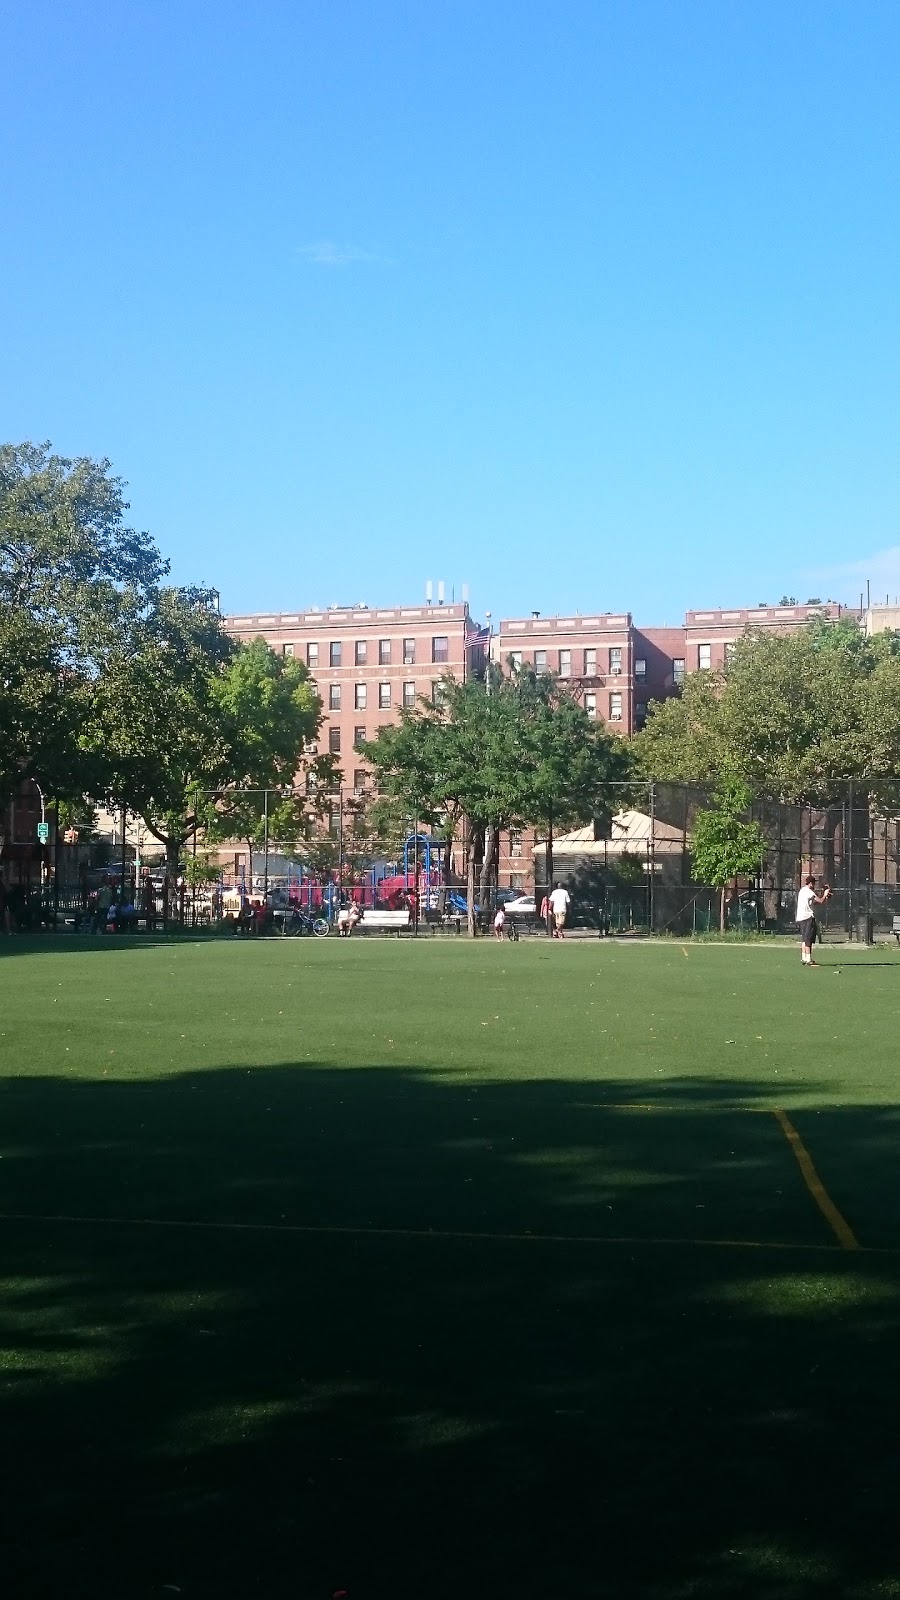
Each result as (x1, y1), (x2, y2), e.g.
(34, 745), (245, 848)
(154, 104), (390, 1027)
(504, 895), (537, 917)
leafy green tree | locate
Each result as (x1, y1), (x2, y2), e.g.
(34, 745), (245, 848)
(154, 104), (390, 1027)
(691, 778), (767, 932)
(94, 600), (322, 882)
(0, 442), (166, 636)
(505, 665), (634, 892)
(636, 618), (900, 806)
(0, 608), (88, 804)
(364, 667), (633, 934)
(0, 441), (168, 806)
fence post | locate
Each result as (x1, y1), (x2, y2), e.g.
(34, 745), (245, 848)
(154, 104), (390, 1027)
(648, 782), (656, 935)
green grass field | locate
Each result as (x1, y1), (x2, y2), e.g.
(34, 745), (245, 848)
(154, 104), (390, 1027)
(2, 935), (899, 1599)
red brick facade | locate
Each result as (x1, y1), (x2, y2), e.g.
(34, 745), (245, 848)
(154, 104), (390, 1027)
(225, 597), (861, 893)
(224, 603), (487, 788)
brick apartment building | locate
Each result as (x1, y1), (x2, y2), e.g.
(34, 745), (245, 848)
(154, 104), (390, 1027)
(224, 595), (862, 895)
(684, 601), (855, 673)
(224, 600), (487, 796)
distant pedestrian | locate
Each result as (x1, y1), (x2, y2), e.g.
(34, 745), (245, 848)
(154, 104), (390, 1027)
(0, 877), (10, 936)
(548, 882), (571, 939)
(796, 875), (831, 966)
(539, 893), (552, 937)
(493, 905), (506, 940)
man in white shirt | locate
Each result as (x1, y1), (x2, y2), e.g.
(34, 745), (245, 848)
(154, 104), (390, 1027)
(795, 876), (831, 966)
(548, 883), (571, 939)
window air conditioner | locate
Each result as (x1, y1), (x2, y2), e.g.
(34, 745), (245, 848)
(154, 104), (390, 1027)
(611, 666), (621, 675)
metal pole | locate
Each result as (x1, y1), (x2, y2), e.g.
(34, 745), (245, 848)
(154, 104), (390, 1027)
(413, 816), (420, 936)
(120, 804), (127, 901)
(847, 781), (854, 939)
(337, 789), (343, 917)
(263, 788), (269, 906)
(648, 782), (656, 934)
(53, 799), (60, 929)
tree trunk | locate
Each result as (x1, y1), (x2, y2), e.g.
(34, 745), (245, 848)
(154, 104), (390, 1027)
(544, 802), (554, 899)
(720, 884), (726, 934)
(479, 823), (496, 912)
(466, 820), (477, 938)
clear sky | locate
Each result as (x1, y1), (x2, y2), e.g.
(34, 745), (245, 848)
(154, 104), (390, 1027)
(2, 1), (899, 623)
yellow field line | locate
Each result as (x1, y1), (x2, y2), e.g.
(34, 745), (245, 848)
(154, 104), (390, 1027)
(772, 1108), (859, 1250)
(0, 1208), (881, 1255)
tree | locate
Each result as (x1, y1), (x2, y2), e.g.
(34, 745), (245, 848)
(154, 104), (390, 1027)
(0, 440), (165, 618)
(636, 618), (900, 806)
(0, 440), (168, 807)
(505, 665), (634, 892)
(200, 638), (324, 883)
(94, 599), (322, 882)
(364, 667), (634, 935)
(0, 608), (88, 804)
(690, 778), (767, 932)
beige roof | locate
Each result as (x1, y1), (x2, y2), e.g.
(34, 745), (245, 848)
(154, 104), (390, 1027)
(533, 809), (685, 857)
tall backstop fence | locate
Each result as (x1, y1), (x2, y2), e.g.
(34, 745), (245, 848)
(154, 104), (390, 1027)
(536, 781), (900, 940)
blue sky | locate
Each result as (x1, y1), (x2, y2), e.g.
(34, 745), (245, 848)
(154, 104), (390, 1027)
(2, 1), (899, 623)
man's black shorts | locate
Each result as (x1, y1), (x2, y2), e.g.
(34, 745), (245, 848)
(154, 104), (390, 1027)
(798, 917), (817, 945)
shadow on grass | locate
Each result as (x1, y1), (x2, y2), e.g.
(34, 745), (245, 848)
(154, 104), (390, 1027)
(1, 1065), (899, 1599)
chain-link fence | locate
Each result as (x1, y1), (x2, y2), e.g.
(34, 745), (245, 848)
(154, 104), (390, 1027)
(536, 781), (900, 941)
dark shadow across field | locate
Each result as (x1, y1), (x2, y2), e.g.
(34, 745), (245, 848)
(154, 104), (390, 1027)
(1, 1064), (899, 1599)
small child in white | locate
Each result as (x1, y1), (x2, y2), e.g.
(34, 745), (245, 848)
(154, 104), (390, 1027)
(493, 906), (506, 940)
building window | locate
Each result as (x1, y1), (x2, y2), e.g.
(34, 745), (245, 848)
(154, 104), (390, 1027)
(635, 658), (646, 678)
(329, 726), (341, 753)
(354, 726), (366, 748)
(307, 642), (319, 669)
(585, 692), (597, 719)
(355, 639), (367, 666)
(558, 648), (571, 676)
(379, 638), (391, 665)
(355, 683), (367, 710)
(534, 649), (547, 672)
(698, 644), (711, 671)
(584, 647), (596, 676)
(282, 642), (295, 657)
(509, 830), (523, 858)
(403, 680), (416, 707)
(403, 637), (416, 665)
(330, 641), (342, 668)
(635, 701), (648, 727)
(609, 647), (622, 674)
(724, 641), (736, 666)
(510, 873), (525, 891)
(509, 650), (522, 670)
(432, 680), (447, 706)
(353, 769), (367, 793)
(305, 770), (317, 795)
(432, 635), (449, 664)
(673, 658), (685, 685)
(329, 684), (341, 710)
(379, 681), (391, 708)
(329, 805), (340, 837)
(609, 691), (622, 722)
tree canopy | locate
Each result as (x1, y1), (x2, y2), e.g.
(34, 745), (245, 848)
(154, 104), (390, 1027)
(636, 619), (900, 807)
(363, 665), (633, 932)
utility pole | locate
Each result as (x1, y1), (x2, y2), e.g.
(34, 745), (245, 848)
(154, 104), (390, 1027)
(263, 788), (270, 905)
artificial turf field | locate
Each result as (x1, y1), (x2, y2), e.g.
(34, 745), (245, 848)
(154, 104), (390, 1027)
(2, 936), (900, 1600)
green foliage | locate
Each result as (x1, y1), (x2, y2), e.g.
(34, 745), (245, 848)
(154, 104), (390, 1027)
(691, 778), (767, 931)
(0, 441), (168, 806)
(92, 598), (321, 874)
(637, 618), (900, 806)
(364, 665), (633, 930)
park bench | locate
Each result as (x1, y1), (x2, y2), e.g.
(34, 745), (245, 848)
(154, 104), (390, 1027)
(354, 909), (411, 936)
(892, 915), (900, 944)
